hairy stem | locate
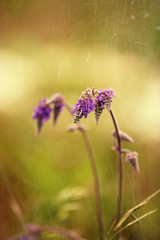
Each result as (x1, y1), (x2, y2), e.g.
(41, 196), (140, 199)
(110, 110), (122, 225)
(81, 130), (105, 240)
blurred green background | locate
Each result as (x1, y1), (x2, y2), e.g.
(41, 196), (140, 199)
(0, 0), (160, 239)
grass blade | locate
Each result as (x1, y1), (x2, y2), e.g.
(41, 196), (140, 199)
(113, 188), (160, 232)
(113, 209), (157, 237)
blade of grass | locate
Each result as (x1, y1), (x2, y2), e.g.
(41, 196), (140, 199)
(113, 209), (157, 237)
(113, 188), (160, 232)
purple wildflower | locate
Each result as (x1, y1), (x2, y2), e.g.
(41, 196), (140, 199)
(72, 94), (95, 123)
(48, 93), (64, 125)
(96, 88), (116, 111)
(33, 98), (52, 124)
(72, 87), (116, 123)
(95, 88), (116, 124)
(32, 98), (52, 135)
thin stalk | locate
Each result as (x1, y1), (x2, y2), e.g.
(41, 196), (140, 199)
(112, 209), (157, 238)
(81, 130), (105, 240)
(110, 110), (122, 225)
(65, 102), (105, 240)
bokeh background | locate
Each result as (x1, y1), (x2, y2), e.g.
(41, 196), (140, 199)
(0, 0), (160, 239)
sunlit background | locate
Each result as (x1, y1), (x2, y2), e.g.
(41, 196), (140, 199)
(0, 1), (160, 239)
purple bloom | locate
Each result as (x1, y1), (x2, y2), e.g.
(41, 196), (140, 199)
(72, 87), (116, 123)
(33, 98), (52, 124)
(96, 88), (116, 111)
(94, 88), (116, 124)
(53, 100), (64, 125)
(47, 93), (64, 125)
(32, 98), (52, 136)
(72, 96), (95, 123)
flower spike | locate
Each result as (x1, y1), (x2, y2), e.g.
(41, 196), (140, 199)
(32, 98), (52, 136)
(72, 88), (95, 123)
(48, 93), (64, 125)
(125, 151), (140, 173)
(32, 94), (64, 136)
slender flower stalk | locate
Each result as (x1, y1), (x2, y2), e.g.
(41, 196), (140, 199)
(66, 103), (105, 240)
(80, 130), (105, 240)
(109, 110), (122, 235)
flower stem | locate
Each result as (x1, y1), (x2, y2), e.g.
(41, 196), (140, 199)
(65, 102), (105, 240)
(80, 130), (105, 240)
(110, 110), (122, 225)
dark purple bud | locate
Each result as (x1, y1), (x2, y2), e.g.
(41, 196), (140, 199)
(125, 151), (140, 173)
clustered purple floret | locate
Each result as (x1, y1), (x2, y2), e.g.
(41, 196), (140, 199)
(32, 94), (65, 136)
(72, 97), (95, 119)
(95, 88), (116, 112)
(32, 98), (52, 124)
(72, 87), (116, 123)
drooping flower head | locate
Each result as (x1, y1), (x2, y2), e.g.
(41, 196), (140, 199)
(125, 151), (140, 173)
(33, 98), (52, 135)
(48, 93), (64, 125)
(72, 88), (96, 123)
(33, 98), (52, 124)
(72, 87), (116, 124)
(32, 94), (64, 136)
(95, 88), (116, 124)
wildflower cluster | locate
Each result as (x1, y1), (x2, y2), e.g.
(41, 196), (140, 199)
(72, 87), (116, 124)
(32, 94), (64, 136)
